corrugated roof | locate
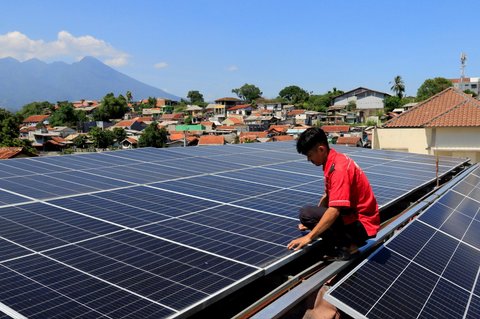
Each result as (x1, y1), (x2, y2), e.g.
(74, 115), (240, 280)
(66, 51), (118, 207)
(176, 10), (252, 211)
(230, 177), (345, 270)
(383, 87), (480, 128)
(0, 147), (23, 159)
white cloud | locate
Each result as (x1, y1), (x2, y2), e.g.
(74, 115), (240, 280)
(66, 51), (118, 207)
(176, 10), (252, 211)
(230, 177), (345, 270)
(154, 62), (168, 69)
(227, 65), (239, 72)
(0, 30), (130, 66)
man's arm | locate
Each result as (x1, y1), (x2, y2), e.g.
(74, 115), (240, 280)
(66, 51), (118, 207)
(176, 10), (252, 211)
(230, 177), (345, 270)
(287, 206), (340, 251)
(318, 194), (328, 207)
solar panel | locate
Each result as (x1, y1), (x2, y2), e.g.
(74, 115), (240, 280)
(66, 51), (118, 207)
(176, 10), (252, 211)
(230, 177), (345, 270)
(325, 165), (480, 319)
(0, 143), (469, 318)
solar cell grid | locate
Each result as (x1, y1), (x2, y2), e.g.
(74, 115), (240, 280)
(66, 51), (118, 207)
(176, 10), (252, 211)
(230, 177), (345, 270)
(0, 142), (470, 318)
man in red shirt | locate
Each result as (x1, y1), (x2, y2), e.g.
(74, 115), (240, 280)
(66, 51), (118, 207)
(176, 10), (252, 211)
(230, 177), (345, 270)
(287, 127), (380, 260)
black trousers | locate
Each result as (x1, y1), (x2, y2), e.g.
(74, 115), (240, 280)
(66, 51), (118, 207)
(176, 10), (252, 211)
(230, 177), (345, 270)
(299, 205), (370, 248)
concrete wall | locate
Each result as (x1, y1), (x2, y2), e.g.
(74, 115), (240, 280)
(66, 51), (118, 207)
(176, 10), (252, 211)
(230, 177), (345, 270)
(372, 127), (432, 154)
(373, 126), (480, 163)
(357, 95), (385, 110)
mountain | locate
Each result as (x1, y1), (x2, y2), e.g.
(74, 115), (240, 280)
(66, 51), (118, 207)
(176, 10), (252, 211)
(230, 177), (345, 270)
(0, 56), (181, 111)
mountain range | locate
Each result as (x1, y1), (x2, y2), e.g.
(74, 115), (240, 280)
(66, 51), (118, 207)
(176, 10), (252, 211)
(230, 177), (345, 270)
(0, 56), (181, 111)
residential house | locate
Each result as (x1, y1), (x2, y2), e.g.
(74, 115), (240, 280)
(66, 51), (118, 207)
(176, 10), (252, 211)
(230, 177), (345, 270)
(256, 99), (292, 120)
(167, 133), (198, 147)
(268, 124), (291, 136)
(142, 108), (162, 119)
(185, 105), (203, 120)
(336, 136), (362, 147)
(239, 131), (269, 143)
(332, 87), (390, 122)
(198, 135), (225, 146)
(373, 87), (480, 163)
(272, 135), (295, 142)
(22, 115), (49, 127)
(120, 137), (139, 149)
(72, 100), (99, 114)
(205, 104), (226, 119)
(226, 104), (253, 116)
(322, 125), (350, 135)
(112, 118), (148, 132)
(215, 97), (242, 108)
(160, 113), (184, 123)
(0, 147), (37, 159)
(244, 115), (277, 132)
(222, 116), (244, 126)
(51, 127), (76, 138)
(174, 124), (205, 136)
(450, 77), (480, 96)
(200, 121), (216, 132)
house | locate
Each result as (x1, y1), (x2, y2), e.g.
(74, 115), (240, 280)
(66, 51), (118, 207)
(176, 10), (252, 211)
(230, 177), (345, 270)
(22, 115), (49, 127)
(72, 100), (99, 113)
(272, 135), (295, 142)
(332, 87), (390, 122)
(0, 147), (37, 159)
(185, 105), (203, 119)
(215, 97), (242, 108)
(268, 125), (291, 135)
(256, 99), (292, 120)
(198, 135), (225, 146)
(222, 117), (244, 126)
(336, 136), (362, 147)
(200, 121), (216, 132)
(450, 77), (480, 96)
(205, 104), (226, 118)
(51, 126), (76, 138)
(112, 118), (147, 131)
(167, 133), (198, 147)
(244, 115), (277, 132)
(239, 131), (269, 143)
(226, 104), (253, 116)
(174, 124), (205, 135)
(373, 87), (480, 163)
(43, 136), (70, 151)
(142, 108), (162, 119)
(160, 113), (184, 123)
(322, 125), (350, 135)
(120, 137), (139, 149)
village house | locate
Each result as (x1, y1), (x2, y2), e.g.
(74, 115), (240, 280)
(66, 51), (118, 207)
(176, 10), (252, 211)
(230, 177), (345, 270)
(373, 87), (480, 163)
(22, 115), (49, 127)
(198, 135), (225, 146)
(226, 104), (253, 116)
(112, 118), (148, 132)
(185, 105), (203, 121)
(332, 87), (390, 122)
(0, 147), (37, 159)
(336, 136), (363, 147)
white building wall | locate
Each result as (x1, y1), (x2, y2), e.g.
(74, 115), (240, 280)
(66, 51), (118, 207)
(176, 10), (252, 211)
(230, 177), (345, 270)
(372, 127), (432, 154)
(357, 95), (385, 110)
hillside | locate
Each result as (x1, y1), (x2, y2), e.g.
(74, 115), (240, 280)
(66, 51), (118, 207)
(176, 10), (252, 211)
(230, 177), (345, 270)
(0, 56), (181, 110)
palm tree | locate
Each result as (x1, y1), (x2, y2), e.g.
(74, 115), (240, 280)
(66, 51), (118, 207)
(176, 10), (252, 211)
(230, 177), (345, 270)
(390, 75), (405, 98)
(126, 91), (132, 103)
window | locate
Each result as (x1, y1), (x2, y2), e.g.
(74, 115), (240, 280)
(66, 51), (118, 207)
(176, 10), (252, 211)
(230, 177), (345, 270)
(471, 84), (477, 89)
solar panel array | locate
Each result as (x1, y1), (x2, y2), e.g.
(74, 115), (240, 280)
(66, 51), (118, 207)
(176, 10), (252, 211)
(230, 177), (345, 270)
(325, 164), (480, 319)
(0, 142), (467, 318)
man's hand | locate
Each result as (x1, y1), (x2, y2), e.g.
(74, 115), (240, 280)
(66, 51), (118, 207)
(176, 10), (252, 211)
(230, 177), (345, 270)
(287, 235), (312, 251)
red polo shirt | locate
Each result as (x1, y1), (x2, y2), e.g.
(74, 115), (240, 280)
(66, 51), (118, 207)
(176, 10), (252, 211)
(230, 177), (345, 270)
(324, 148), (380, 236)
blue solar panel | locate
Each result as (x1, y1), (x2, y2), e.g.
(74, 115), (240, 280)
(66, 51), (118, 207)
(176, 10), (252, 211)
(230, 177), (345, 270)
(325, 166), (480, 318)
(0, 141), (470, 318)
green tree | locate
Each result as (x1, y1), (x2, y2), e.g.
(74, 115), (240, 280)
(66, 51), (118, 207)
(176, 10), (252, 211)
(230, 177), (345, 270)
(89, 127), (115, 149)
(384, 96), (402, 113)
(72, 134), (88, 149)
(0, 109), (21, 143)
(232, 83), (263, 103)
(187, 90), (204, 104)
(126, 91), (133, 103)
(463, 89), (478, 97)
(138, 122), (167, 148)
(93, 93), (129, 121)
(49, 102), (79, 127)
(17, 101), (54, 118)
(112, 127), (127, 143)
(147, 97), (157, 107)
(390, 75), (405, 98)
(278, 85), (310, 104)
(416, 77), (453, 101)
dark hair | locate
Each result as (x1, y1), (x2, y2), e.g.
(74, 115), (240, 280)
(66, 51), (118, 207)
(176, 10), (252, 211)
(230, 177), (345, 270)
(296, 127), (329, 155)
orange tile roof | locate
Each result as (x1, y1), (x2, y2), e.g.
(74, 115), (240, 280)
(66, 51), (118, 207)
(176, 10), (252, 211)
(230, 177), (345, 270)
(200, 121), (214, 126)
(0, 147), (23, 159)
(268, 125), (290, 133)
(322, 125), (350, 133)
(115, 119), (137, 127)
(336, 136), (361, 146)
(169, 133), (185, 141)
(216, 125), (237, 131)
(239, 131), (268, 138)
(384, 87), (480, 128)
(215, 97), (241, 102)
(198, 135), (225, 145)
(23, 115), (49, 123)
(228, 104), (252, 111)
(225, 117), (244, 124)
(274, 135), (295, 141)
(161, 113), (184, 120)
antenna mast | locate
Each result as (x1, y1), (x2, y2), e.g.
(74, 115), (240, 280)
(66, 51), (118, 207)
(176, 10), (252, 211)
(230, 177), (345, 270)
(460, 52), (467, 84)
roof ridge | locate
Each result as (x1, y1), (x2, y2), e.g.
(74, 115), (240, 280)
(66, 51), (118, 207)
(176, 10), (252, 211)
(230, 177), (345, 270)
(422, 97), (470, 126)
(382, 87), (458, 127)
(425, 96), (480, 126)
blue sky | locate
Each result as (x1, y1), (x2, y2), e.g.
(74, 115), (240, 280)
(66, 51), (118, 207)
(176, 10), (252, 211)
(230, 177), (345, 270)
(1, 0), (479, 101)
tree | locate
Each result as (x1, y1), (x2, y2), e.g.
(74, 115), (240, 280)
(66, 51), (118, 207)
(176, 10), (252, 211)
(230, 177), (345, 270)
(232, 83), (262, 103)
(93, 93), (129, 121)
(18, 101), (54, 119)
(0, 109), (21, 143)
(49, 102), (79, 127)
(187, 90), (204, 104)
(278, 85), (310, 104)
(112, 127), (127, 143)
(72, 134), (88, 149)
(138, 123), (167, 148)
(416, 77), (453, 101)
(463, 89), (478, 97)
(384, 96), (402, 113)
(89, 127), (115, 149)
(147, 97), (157, 107)
(390, 75), (405, 98)
(126, 91), (133, 103)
